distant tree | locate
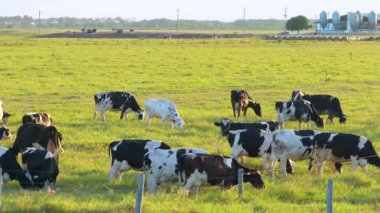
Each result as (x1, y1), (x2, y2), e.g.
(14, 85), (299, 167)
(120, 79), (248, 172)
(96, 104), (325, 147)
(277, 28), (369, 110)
(286, 15), (310, 34)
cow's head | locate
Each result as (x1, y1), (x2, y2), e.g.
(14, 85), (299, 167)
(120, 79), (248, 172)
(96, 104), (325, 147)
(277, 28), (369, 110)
(136, 110), (145, 120)
(249, 101), (262, 117)
(244, 169), (265, 189)
(314, 117), (324, 128)
(174, 118), (184, 129)
(214, 118), (231, 136)
(339, 115), (346, 124)
(0, 127), (12, 140)
(2, 112), (11, 125)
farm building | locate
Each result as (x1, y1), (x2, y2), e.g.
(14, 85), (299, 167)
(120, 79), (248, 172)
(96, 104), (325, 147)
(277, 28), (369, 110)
(315, 10), (380, 33)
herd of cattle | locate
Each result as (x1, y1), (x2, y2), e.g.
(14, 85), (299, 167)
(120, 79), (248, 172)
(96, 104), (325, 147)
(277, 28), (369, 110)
(0, 89), (379, 195)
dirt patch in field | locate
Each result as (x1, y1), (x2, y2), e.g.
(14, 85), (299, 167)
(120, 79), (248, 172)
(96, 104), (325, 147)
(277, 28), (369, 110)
(37, 32), (262, 39)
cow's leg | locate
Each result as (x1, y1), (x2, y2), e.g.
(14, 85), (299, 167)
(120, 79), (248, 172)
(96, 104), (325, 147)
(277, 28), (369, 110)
(308, 159), (314, 173)
(232, 103), (236, 118)
(108, 161), (121, 181)
(146, 115), (152, 126)
(351, 156), (359, 171)
(286, 159), (295, 174)
(280, 156), (288, 176)
(190, 187), (198, 195)
(100, 111), (106, 122)
(161, 117), (166, 127)
(261, 154), (269, 172)
(327, 115), (333, 123)
(94, 111), (99, 121)
(146, 174), (159, 194)
(334, 162), (343, 174)
(316, 160), (324, 176)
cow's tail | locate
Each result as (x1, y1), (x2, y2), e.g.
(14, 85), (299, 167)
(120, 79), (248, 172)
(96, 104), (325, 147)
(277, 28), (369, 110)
(94, 94), (100, 104)
(177, 156), (187, 186)
(108, 142), (115, 167)
(366, 141), (380, 169)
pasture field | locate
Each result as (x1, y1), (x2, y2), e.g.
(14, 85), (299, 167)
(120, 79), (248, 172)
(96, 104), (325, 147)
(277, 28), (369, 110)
(0, 31), (379, 212)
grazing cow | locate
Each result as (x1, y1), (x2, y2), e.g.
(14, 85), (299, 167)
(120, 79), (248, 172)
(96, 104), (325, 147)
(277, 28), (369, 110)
(275, 100), (324, 129)
(93, 92), (144, 121)
(0, 147), (33, 189)
(292, 91), (346, 124)
(1, 112), (11, 126)
(178, 154), (264, 195)
(11, 123), (64, 163)
(108, 139), (171, 181)
(145, 99), (184, 129)
(22, 112), (53, 126)
(231, 90), (262, 118)
(311, 132), (380, 175)
(22, 148), (59, 192)
(0, 126), (12, 140)
(214, 118), (279, 136)
(143, 148), (209, 193)
(269, 130), (322, 176)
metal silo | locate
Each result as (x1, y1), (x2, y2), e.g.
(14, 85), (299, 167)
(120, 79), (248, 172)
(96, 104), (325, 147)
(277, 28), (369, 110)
(368, 11), (377, 30)
(320, 11), (328, 32)
(332, 11), (340, 28)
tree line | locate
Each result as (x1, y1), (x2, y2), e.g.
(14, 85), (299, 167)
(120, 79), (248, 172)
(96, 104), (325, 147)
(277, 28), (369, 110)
(0, 16), (286, 30)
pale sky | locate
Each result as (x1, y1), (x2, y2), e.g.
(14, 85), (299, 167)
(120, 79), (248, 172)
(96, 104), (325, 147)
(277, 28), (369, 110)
(0, 0), (378, 21)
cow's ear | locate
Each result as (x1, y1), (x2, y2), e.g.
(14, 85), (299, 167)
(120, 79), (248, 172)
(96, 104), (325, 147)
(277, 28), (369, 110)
(214, 122), (221, 126)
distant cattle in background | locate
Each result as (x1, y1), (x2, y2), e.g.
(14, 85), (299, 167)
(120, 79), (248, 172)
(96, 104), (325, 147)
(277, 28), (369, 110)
(22, 148), (59, 192)
(0, 126), (12, 140)
(0, 147), (33, 189)
(292, 91), (346, 124)
(22, 113), (53, 126)
(11, 123), (64, 164)
(143, 148), (209, 193)
(275, 100), (324, 129)
(108, 139), (171, 181)
(230, 90), (261, 118)
(145, 99), (184, 129)
(178, 154), (264, 195)
(311, 132), (380, 175)
(94, 91), (144, 122)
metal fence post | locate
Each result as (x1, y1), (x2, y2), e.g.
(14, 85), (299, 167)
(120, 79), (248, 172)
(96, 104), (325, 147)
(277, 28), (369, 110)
(135, 173), (145, 213)
(0, 167), (2, 213)
(238, 168), (243, 196)
(327, 179), (333, 213)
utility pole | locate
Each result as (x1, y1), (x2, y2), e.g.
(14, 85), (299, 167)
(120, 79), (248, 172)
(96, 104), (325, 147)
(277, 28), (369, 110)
(38, 10), (41, 35)
(243, 7), (246, 34)
(176, 8), (179, 33)
(283, 7), (287, 32)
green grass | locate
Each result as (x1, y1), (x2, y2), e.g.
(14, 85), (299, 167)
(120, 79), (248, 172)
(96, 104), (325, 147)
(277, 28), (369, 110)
(0, 31), (380, 212)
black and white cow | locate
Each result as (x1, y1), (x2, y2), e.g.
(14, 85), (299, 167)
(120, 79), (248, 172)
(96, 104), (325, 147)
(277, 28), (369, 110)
(145, 99), (184, 129)
(231, 90), (262, 118)
(178, 153), (264, 195)
(292, 91), (346, 124)
(275, 100), (324, 129)
(311, 132), (380, 175)
(94, 92), (144, 121)
(22, 112), (53, 126)
(143, 148), (209, 193)
(0, 126), (12, 140)
(0, 147), (33, 189)
(11, 123), (64, 163)
(269, 130), (322, 177)
(214, 118), (279, 136)
(108, 139), (171, 181)
(1, 112), (11, 126)
(22, 148), (59, 192)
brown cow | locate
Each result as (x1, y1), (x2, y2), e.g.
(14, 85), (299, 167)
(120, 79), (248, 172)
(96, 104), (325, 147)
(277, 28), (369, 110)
(230, 90), (261, 118)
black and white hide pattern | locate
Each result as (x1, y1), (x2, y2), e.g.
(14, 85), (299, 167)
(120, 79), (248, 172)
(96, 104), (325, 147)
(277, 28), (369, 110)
(292, 91), (346, 124)
(269, 130), (322, 177)
(143, 148), (209, 193)
(108, 139), (171, 181)
(22, 148), (59, 192)
(214, 118), (279, 136)
(0, 147), (33, 189)
(144, 99), (184, 129)
(0, 126), (12, 140)
(275, 100), (324, 129)
(311, 132), (380, 175)
(94, 92), (144, 121)
(178, 154), (264, 195)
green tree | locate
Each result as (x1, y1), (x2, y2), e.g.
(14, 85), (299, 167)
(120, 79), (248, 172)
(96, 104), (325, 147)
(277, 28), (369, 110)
(286, 15), (310, 34)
